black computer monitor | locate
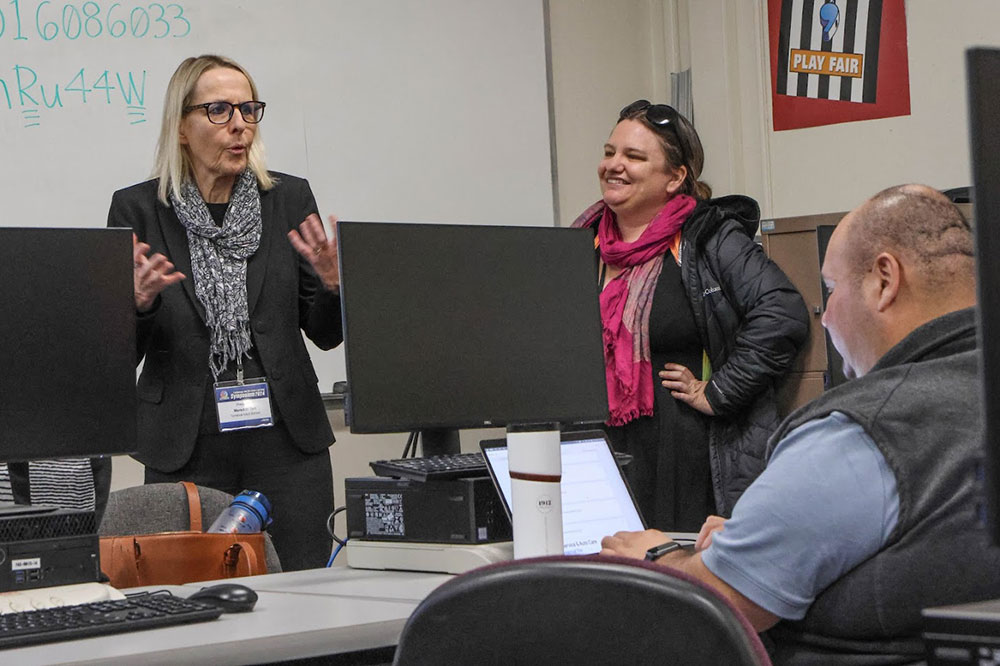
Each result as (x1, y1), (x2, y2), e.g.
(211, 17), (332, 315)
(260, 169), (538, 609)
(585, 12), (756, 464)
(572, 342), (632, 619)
(967, 47), (1000, 544)
(0, 228), (137, 463)
(337, 222), (608, 455)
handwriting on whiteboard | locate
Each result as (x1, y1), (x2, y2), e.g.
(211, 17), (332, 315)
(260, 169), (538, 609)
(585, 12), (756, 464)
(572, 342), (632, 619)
(1, 0), (190, 128)
(1, 66), (146, 126)
(0, 1), (190, 41)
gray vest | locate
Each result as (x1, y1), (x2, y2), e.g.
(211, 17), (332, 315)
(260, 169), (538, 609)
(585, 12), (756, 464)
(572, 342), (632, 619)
(765, 308), (1000, 665)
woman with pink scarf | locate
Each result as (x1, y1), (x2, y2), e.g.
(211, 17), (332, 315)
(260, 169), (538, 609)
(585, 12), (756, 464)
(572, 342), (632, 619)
(573, 100), (808, 531)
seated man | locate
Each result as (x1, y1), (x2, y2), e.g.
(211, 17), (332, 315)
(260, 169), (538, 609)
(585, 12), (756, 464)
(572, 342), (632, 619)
(601, 184), (1000, 664)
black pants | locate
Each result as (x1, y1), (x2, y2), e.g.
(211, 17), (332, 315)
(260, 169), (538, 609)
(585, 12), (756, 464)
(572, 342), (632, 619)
(144, 423), (334, 572)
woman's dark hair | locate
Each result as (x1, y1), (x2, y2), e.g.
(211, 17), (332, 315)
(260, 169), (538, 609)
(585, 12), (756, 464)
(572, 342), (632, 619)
(618, 100), (712, 200)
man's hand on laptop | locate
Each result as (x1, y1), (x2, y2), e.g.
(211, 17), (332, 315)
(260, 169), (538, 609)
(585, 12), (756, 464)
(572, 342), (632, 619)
(600, 529), (673, 561)
(602, 514), (728, 562)
(695, 515), (727, 551)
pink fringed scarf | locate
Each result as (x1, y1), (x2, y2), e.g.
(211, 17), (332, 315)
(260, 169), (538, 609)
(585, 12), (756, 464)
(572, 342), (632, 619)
(572, 195), (697, 425)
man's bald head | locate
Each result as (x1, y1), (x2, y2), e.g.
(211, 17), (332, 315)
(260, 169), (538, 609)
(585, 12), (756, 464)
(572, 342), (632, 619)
(846, 184), (974, 293)
(821, 185), (976, 378)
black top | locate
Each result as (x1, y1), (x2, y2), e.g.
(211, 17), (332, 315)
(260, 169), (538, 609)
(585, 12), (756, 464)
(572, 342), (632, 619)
(602, 255), (712, 532)
(206, 202), (228, 225)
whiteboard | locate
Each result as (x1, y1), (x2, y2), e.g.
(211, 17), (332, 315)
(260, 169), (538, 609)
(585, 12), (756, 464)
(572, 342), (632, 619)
(0, 0), (555, 391)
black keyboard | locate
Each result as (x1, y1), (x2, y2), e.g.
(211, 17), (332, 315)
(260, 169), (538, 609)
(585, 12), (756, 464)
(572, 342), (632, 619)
(370, 452), (488, 482)
(370, 451), (634, 482)
(0, 592), (223, 650)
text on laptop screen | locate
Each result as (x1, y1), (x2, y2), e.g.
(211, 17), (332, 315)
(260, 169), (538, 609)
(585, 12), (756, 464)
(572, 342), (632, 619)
(482, 434), (645, 555)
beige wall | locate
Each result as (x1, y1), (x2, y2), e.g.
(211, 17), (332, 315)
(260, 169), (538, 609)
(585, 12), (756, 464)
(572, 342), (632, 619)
(692, 0), (1000, 218)
(549, 0), (1000, 220)
(548, 0), (672, 226)
(547, 0), (773, 224)
(765, 0), (1000, 217)
(685, 1), (773, 213)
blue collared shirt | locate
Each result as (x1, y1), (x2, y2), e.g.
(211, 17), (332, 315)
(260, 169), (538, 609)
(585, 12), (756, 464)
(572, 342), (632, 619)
(700, 411), (899, 619)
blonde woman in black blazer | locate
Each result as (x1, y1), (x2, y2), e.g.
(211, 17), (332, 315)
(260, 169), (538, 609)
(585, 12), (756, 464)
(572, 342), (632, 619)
(107, 55), (341, 571)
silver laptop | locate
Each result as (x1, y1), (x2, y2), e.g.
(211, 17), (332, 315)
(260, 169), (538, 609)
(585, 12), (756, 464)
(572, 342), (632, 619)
(480, 430), (646, 555)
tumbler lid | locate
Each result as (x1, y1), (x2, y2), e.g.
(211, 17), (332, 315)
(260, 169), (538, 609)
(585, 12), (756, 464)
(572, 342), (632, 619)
(234, 489), (273, 528)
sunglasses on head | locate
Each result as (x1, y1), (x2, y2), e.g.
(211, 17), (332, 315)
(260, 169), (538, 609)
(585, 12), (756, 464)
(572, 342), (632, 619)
(619, 100), (688, 165)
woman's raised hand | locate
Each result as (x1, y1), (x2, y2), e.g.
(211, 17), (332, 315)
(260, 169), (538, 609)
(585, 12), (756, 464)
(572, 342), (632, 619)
(132, 233), (185, 312)
(288, 213), (340, 293)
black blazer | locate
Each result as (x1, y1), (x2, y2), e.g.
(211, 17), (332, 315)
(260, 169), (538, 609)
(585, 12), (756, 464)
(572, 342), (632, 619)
(107, 173), (342, 472)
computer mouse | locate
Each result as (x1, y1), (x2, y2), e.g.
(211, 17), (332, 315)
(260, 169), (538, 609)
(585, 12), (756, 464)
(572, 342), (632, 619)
(188, 583), (258, 613)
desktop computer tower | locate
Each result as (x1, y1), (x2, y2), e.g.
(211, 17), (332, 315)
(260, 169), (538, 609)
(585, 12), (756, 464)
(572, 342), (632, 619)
(0, 506), (101, 592)
(345, 476), (511, 545)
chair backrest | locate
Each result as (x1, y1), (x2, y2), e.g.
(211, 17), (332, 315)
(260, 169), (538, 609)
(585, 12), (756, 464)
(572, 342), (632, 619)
(393, 554), (771, 666)
(98, 482), (281, 573)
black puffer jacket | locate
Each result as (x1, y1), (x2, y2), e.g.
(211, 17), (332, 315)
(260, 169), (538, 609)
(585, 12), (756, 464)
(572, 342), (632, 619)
(679, 195), (809, 515)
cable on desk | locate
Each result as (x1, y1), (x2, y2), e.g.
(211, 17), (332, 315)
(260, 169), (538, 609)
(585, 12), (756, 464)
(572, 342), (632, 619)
(326, 505), (347, 544)
(327, 541), (346, 567)
(325, 505), (349, 567)
(124, 589), (177, 599)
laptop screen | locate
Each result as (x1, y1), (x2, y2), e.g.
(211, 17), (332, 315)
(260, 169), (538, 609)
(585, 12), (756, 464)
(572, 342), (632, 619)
(481, 430), (646, 555)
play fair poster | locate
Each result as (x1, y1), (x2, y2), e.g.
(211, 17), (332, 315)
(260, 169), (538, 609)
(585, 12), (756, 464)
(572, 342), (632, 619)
(769, 0), (910, 131)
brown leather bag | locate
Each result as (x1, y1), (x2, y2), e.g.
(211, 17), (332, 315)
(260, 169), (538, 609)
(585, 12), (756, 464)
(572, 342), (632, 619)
(99, 481), (268, 587)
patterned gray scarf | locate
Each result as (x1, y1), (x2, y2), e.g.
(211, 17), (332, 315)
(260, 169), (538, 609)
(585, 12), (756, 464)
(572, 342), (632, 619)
(170, 169), (262, 379)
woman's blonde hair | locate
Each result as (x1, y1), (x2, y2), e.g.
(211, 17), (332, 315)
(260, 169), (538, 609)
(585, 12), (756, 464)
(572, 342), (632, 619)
(152, 54), (273, 205)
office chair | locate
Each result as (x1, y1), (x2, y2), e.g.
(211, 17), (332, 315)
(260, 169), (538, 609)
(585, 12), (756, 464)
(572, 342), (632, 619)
(393, 554), (771, 666)
(98, 482), (281, 573)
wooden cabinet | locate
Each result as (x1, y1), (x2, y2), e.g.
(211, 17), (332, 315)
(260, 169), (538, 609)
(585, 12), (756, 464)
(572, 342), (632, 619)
(760, 212), (845, 417)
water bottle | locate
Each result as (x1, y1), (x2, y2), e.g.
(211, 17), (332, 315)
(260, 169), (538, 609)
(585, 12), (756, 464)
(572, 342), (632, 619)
(207, 490), (273, 534)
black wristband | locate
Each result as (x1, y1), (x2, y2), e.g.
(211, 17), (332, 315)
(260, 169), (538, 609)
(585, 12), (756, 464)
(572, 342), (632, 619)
(645, 541), (683, 561)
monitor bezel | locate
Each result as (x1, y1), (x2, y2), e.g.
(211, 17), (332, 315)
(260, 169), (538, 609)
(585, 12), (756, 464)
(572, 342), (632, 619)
(336, 221), (609, 435)
(0, 227), (137, 463)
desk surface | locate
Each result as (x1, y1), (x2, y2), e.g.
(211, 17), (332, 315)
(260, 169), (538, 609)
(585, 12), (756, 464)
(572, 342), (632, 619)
(4, 538), (694, 664)
(249, 565), (452, 603)
(5, 567), (452, 666)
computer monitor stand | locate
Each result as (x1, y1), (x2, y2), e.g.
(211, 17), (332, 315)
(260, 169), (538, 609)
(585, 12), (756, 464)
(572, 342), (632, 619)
(419, 428), (461, 457)
(507, 424), (563, 559)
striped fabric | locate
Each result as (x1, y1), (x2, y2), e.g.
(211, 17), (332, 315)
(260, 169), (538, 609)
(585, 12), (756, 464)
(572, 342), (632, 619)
(0, 460), (95, 510)
(775, 0), (883, 103)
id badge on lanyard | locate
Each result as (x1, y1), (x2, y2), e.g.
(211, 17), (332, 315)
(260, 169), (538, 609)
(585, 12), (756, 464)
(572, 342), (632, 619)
(214, 360), (274, 432)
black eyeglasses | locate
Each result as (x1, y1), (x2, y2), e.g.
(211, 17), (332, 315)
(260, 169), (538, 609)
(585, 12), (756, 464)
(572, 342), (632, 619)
(183, 100), (266, 124)
(619, 99), (688, 164)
